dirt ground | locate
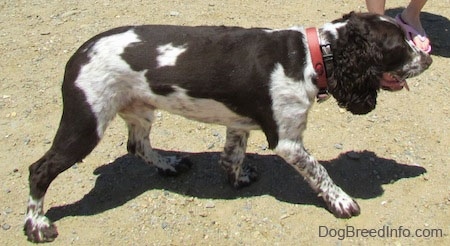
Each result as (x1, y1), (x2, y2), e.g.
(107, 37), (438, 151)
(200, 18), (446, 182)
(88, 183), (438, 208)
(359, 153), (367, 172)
(1, 0), (449, 245)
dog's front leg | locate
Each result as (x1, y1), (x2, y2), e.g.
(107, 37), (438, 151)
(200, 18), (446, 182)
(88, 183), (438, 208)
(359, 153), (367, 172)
(275, 139), (360, 218)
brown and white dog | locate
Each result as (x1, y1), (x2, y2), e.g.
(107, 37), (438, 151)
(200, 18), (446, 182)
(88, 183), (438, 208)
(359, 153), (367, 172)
(24, 12), (431, 242)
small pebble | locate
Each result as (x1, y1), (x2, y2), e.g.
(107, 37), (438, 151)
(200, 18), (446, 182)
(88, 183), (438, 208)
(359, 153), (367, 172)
(2, 223), (11, 230)
(23, 137), (31, 145)
(161, 221), (169, 229)
(61, 10), (79, 18)
(205, 201), (215, 208)
(334, 143), (343, 149)
(169, 11), (180, 16)
(280, 214), (290, 220)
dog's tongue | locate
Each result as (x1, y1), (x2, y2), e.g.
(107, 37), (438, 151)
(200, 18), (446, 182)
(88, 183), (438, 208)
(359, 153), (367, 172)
(381, 73), (409, 91)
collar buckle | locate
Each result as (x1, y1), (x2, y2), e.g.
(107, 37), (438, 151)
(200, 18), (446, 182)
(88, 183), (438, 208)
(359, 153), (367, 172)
(320, 44), (334, 78)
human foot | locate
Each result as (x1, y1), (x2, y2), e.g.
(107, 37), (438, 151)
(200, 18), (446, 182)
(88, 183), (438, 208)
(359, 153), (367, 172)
(395, 14), (431, 53)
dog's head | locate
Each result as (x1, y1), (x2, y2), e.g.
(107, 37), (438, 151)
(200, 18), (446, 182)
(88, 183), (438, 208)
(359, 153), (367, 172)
(324, 12), (432, 115)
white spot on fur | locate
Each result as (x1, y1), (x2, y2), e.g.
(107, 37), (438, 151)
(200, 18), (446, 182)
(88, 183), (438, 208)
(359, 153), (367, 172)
(25, 196), (52, 234)
(147, 86), (258, 130)
(322, 21), (347, 39)
(156, 43), (187, 68)
(75, 29), (148, 137)
(269, 63), (317, 139)
(275, 139), (305, 163)
(26, 196), (43, 216)
(379, 16), (395, 24)
(264, 26), (303, 33)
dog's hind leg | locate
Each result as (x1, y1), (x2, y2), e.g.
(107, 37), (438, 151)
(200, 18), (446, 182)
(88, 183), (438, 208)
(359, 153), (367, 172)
(275, 139), (360, 218)
(24, 85), (105, 242)
(119, 107), (192, 175)
(219, 128), (257, 188)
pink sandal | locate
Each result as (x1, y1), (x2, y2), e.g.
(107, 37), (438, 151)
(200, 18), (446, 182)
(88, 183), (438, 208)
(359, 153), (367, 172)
(395, 14), (431, 53)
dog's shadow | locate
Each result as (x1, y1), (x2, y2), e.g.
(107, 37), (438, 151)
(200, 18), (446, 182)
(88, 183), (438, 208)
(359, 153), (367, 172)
(386, 8), (450, 58)
(46, 150), (426, 222)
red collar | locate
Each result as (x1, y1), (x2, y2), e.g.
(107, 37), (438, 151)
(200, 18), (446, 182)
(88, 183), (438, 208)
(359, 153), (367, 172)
(306, 27), (332, 102)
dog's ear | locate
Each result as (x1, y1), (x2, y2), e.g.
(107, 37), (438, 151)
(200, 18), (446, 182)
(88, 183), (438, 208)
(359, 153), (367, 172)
(341, 11), (357, 20)
(328, 12), (383, 115)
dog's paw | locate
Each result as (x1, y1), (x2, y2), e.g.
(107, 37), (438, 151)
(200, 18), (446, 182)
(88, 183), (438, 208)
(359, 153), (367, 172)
(157, 156), (192, 176)
(228, 164), (258, 188)
(323, 191), (360, 218)
(24, 215), (58, 243)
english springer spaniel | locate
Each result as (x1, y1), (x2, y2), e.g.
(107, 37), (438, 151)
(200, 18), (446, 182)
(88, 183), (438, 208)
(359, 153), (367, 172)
(24, 12), (431, 242)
